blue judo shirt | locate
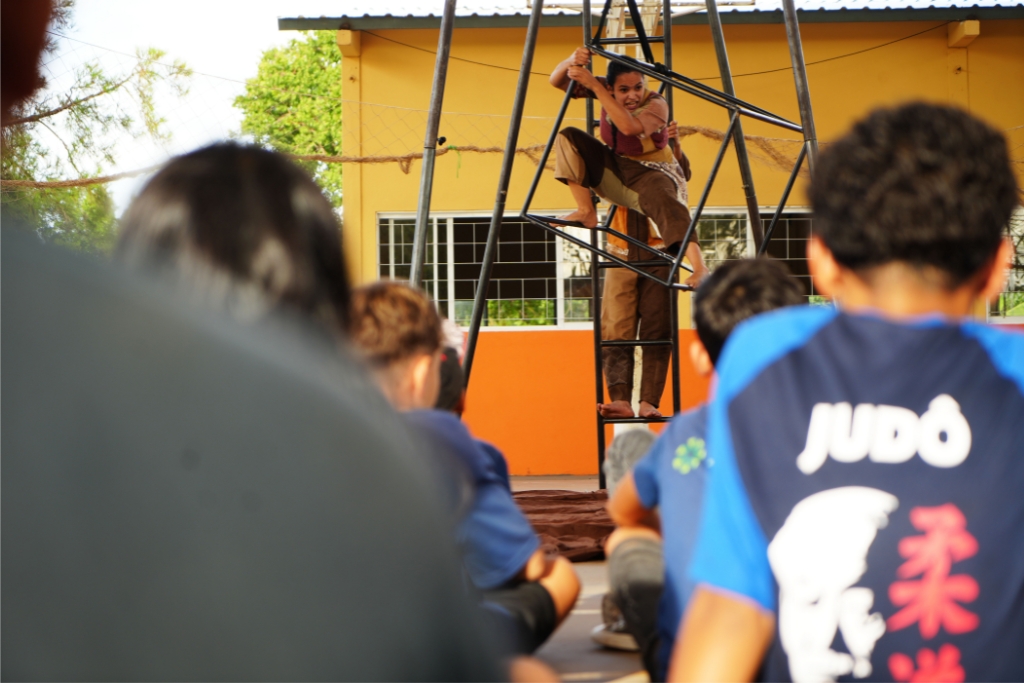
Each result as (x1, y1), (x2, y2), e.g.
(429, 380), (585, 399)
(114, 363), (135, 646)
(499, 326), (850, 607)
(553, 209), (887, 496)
(689, 307), (1024, 682)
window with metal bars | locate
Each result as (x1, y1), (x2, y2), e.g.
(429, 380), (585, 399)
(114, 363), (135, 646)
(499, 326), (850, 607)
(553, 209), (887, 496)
(989, 208), (1024, 322)
(696, 209), (823, 303)
(376, 214), (601, 327)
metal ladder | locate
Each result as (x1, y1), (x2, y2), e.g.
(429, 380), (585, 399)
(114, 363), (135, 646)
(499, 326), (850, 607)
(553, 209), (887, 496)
(591, 247), (683, 489)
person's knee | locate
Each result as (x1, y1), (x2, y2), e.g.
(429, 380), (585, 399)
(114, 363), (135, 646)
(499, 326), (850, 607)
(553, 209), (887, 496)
(539, 555), (581, 623)
(608, 533), (665, 593)
(606, 526), (661, 557)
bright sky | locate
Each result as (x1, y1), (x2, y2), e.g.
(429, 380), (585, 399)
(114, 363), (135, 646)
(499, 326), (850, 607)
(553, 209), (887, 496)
(45, 1), (352, 213)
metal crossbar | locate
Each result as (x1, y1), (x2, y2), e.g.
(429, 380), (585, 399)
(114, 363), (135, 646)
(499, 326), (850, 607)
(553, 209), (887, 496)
(518, 0), (811, 295)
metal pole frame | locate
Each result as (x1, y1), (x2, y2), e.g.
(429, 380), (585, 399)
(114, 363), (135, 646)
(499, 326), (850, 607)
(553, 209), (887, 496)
(757, 141), (808, 256)
(518, 0), (808, 289)
(462, 0), (545, 384)
(583, 0), (609, 490)
(782, 0), (819, 173)
(410, 0), (457, 287)
(704, 0), (764, 250)
(476, 0), (818, 482)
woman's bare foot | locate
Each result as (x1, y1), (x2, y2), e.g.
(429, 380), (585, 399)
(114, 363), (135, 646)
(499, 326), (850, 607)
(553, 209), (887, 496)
(638, 401), (662, 418)
(559, 209), (598, 228)
(598, 400), (635, 418)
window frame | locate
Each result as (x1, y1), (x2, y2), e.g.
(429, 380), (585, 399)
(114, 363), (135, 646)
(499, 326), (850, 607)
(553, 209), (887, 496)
(376, 210), (595, 331)
(375, 206), (825, 329)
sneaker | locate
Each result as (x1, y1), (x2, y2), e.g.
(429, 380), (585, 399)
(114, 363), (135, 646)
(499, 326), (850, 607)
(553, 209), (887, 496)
(590, 593), (639, 651)
(591, 623), (640, 651)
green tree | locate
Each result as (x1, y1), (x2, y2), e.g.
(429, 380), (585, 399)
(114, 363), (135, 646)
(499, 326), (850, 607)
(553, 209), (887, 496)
(234, 31), (343, 206)
(1, 4), (191, 253)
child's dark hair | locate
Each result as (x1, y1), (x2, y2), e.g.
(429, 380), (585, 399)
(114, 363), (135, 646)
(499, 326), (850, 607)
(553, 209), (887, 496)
(808, 102), (1019, 287)
(694, 258), (805, 366)
(607, 60), (643, 87)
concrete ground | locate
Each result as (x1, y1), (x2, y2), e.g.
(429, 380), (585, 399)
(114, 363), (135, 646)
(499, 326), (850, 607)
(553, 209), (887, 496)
(511, 475), (649, 682)
(510, 475), (600, 492)
(534, 561), (649, 683)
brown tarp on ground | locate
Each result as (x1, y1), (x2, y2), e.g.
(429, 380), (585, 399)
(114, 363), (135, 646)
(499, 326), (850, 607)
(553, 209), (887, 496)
(513, 489), (613, 562)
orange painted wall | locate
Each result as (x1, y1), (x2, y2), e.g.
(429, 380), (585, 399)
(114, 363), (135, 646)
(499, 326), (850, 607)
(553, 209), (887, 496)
(462, 329), (710, 474)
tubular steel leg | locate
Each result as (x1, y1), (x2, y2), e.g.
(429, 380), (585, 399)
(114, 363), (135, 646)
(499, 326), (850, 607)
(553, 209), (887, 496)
(663, 0), (674, 124)
(521, 84), (574, 215)
(669, 113), (738, 284)
(587, 0), (607, 489)
(591, 229), (607, 490)
(782, 0), (819, 173)
(670, 272), (681, 415)
(758, 142), (808, 256)
(593, 0), (612, 46)
(410, 0), (457, 286)
(705, 0), (764, 251)
(624, 0), (656, 65)
(463, 0), (544, 385)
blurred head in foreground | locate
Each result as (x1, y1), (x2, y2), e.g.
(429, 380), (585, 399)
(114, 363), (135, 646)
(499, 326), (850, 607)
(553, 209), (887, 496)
(1, 0), (53, 124)
(350, 280), (444, 411)
(117, 143), (350, 340)
(806, 102), (1018, 312)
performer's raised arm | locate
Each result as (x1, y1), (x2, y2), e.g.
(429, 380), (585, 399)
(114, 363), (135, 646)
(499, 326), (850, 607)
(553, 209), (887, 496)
(549, 47), (592, 90)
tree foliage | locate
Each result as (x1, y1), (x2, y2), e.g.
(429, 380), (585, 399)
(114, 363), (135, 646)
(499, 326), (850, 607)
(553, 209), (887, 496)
(234, 31), (343, 206)
(1, 2), (191, 253)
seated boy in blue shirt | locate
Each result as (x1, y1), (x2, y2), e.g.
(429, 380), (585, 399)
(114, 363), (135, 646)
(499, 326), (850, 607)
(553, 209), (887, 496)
(673, 103), (1024, 682)
(350, 281), (580, 655)
(604, 258), (804, 681)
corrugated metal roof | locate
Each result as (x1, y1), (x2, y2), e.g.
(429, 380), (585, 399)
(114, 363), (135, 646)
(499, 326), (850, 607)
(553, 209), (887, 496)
(281, 0), (1022, 19)
(277, 0), (1023, 29)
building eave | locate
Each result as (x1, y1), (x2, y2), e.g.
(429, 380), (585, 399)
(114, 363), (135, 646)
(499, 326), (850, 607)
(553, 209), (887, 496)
(279, 5), (1024, 30)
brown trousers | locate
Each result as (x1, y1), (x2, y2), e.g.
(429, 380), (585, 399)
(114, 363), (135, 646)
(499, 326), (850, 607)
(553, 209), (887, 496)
(554, 127), (692, 249)
(601, 256), (672, 407)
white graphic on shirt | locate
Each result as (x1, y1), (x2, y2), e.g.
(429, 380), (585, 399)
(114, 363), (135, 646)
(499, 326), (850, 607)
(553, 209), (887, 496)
(768, 487), (899, 683)
(796, 394), (971, 475)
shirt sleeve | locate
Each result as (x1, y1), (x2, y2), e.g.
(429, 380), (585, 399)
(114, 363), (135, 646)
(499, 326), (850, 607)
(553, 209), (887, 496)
(570, 76), (607, 99)
(635, 94), (668, 138)
(632, 447), (661, 510)
(687, 388), (777, 612)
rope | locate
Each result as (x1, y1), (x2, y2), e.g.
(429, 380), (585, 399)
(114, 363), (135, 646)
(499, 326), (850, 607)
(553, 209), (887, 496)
(0, 164), (163, 189)
(677, 124), (805, 173)
(5, 122), (1019, 188)
(0, 145), (550, 188)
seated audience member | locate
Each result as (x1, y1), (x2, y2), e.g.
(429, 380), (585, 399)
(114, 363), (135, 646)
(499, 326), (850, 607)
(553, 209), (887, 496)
(591, 428), (656, 652)
(116, 142), (351, 344)
(601, 259), (804, 680)
(435, 341), (513, 492)
(672, 103), (1024, 682)
(1, 3), (503, 679)
(350, 281), (581, 654)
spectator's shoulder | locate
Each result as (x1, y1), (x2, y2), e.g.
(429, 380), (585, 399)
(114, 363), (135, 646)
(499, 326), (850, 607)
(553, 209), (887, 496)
(715, 305), (837, 403)
(405, 410), (491, 477)
(959, 321), (1024, 395)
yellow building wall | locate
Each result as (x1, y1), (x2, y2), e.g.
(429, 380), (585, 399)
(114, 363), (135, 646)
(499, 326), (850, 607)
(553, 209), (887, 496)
(340, 18), (1024, 475)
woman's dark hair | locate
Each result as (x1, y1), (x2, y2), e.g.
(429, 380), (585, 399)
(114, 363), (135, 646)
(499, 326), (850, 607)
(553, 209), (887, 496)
(606, 60), (643, 87)
(693, 258), (805, 366)
(117, 143), (351, 338)
(808, 102), (1019, 287)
